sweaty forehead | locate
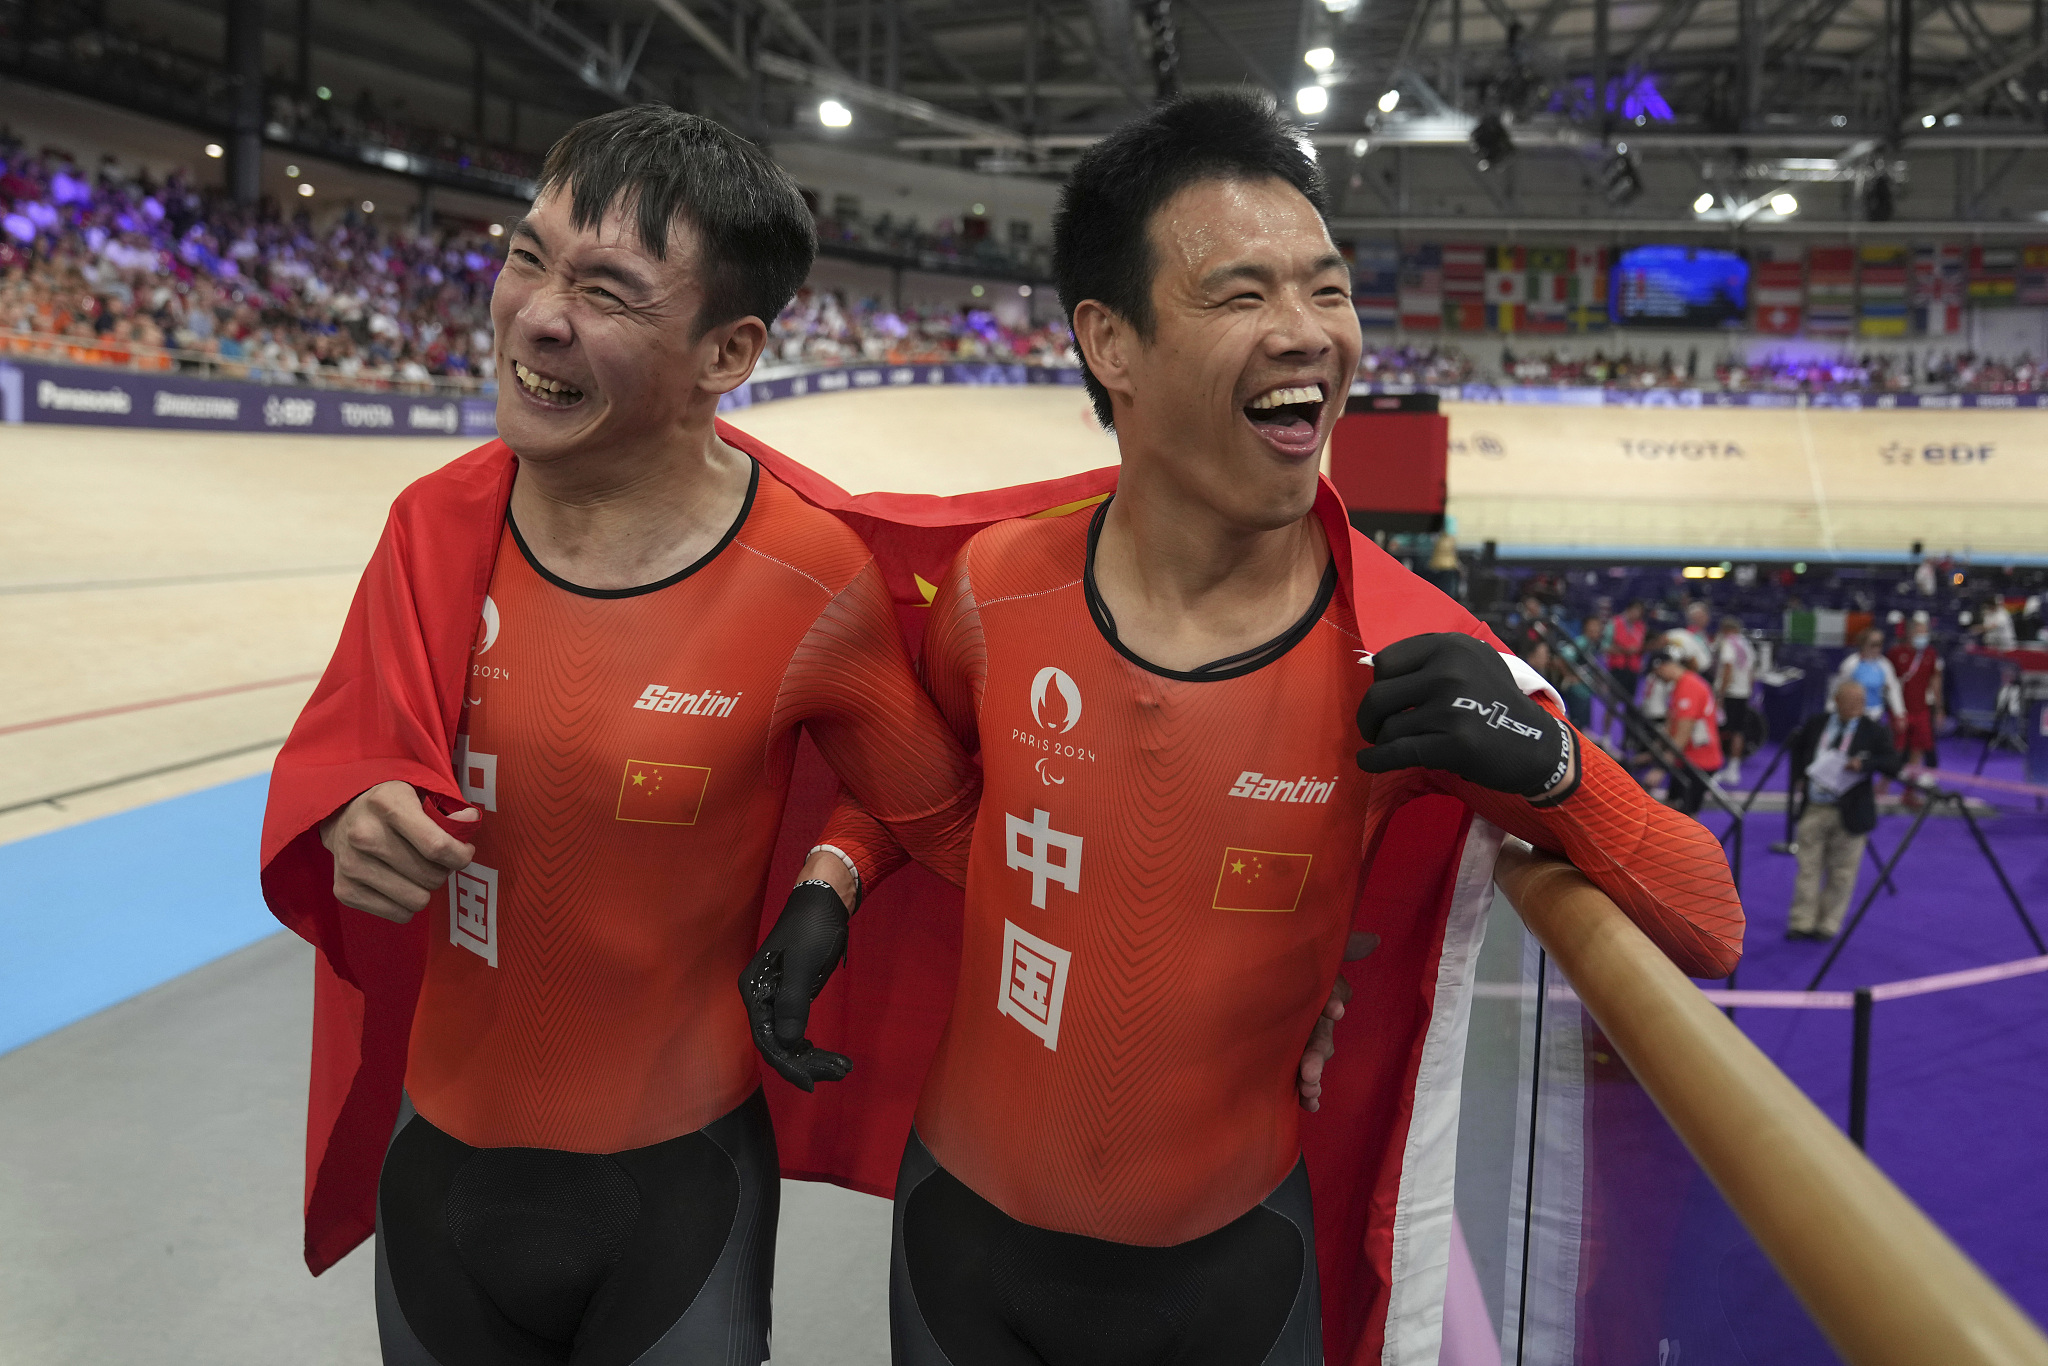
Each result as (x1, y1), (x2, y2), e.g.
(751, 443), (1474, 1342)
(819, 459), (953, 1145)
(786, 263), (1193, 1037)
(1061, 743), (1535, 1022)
(1148, 177), (1330, 278)
(528, 184), (699, 270)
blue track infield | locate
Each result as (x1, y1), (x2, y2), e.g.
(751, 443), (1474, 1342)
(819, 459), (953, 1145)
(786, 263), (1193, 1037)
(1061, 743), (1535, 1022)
(0, 775), (281, 1056)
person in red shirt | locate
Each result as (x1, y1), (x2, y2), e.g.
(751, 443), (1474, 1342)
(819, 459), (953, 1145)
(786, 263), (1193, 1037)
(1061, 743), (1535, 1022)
(1603, 599), (1648, 742)
(1652, 648), (1725, 814)
(1888, 612), (1945, 792)
(287, 108), (986, 1366)
(746, 93), (1742, 1366)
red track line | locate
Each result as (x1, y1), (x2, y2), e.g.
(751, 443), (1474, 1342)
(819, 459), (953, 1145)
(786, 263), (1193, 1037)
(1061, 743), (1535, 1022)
(0, 672), (323, 737)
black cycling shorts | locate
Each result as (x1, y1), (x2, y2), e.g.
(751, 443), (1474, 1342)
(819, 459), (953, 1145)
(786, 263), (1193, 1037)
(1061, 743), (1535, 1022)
(374, 1090), (777, 1366)
(888, 1129), (1322, 1366)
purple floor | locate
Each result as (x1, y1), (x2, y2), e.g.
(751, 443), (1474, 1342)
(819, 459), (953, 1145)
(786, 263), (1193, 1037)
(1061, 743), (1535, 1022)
(1692, 740), (2048, 1339)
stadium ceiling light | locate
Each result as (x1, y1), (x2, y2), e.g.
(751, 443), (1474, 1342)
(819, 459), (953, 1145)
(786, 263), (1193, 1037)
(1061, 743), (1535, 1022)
(971, 284), (985, 297)
(1304, 47), (1335, 71)
(204, 143), (224, 158)
(1352, 137), (1370, 156)
(1922, 113), (1937, 127)
(488, 222), (505, 237)
(1377, 89), (1401, 113)
(1019, 285), (1033, 297)
(298, 183), (316, 197)
(1295, 86), (1330, 115)
(1321, 0), (1357, 12)
(1693, 192), (1715, 213)
(361, 200), (375, 213)
(1770, 191), (1799, 215)
(818, 99), (853, 128)
(285, 164), (300, 178)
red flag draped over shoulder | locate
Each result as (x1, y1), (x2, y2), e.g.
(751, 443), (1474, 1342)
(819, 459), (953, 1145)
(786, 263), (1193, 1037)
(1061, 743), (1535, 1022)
(261, 422), (1497, 1365)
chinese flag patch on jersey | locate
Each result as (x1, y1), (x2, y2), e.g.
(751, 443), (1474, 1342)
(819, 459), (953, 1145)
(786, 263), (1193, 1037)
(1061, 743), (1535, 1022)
(1211, 848), (1314, 912)
(615, 760), (711, 826)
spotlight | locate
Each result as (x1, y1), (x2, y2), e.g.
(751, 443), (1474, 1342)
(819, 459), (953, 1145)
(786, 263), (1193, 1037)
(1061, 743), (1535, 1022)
(297, 182), (315, 197)
(316, 86), (332, 100)
(488, 222), (505, 237)
(1296, 86), (1329, 115)
(1770, 191), (1799, 215)
(1018, 285), (1032, 297)
(1693, 191), (1715, 214)
(1304, 47), (1335, 70)
(204, 143), (224, 158)
(1320, 0), (1357, 12)
(1470, 114), (1515, 171)
(361, 199), (375, 213)
(1831, 114), (1847, 126)
(1599, 149), (1640, 204)
(971, 202), (985, 215)
(1377, 89), (1400, 113)
(1352, 137), (1370, 156)
(285, 164), (300, 177)
(971, 284), (985, 298)
(818, 99), (853, 128)
(1921, 113), (1937, 127)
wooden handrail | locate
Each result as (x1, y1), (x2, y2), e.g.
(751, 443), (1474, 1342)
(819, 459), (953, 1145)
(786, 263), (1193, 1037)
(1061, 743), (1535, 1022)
(1495, 842), (2048, 1366)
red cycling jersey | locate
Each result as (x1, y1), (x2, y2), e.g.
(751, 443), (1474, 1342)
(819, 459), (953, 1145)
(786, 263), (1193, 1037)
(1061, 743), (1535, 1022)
(404, 464), (978, 1154)
(819, 501), (1742, 1246)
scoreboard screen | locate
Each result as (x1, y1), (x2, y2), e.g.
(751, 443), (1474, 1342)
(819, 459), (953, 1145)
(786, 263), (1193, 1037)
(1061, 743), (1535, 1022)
(1610, 246), (1750, 328)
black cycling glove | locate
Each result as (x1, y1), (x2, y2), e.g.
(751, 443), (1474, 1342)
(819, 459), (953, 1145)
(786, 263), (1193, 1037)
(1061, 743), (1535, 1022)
(739, 880), (854, 1092)
(1356, 632), (1580, 804)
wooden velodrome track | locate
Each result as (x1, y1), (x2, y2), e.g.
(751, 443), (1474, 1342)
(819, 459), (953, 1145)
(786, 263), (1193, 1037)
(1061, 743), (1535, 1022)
(3, 384), (2040, 846)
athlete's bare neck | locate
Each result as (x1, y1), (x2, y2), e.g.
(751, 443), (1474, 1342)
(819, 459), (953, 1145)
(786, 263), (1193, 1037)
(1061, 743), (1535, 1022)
(509, 420), (753, 591)
(1092, 466), (1329, 674)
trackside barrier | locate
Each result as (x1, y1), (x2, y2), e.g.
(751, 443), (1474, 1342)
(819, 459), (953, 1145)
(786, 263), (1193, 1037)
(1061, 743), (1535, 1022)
(1493, 841), (2048, 1366)
(0, 350), (1084, 435)
(1476, 951), (2048, 1148)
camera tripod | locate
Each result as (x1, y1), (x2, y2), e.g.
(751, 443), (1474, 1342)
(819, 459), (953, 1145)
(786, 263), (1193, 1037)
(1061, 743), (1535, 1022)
(1806, 786), (2047, 990)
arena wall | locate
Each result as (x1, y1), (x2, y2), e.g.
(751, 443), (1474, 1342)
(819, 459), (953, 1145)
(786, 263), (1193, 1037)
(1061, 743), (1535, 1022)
(5, 350), (2038, 559)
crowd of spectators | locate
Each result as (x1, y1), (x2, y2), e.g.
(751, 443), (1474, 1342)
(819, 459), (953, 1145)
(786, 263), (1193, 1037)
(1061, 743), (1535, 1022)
(20, 125), (2048, 399)
(1489, 343), (2048, 394)
(767, 287), (1073, 368)
(0, 132), (1077, 390)
(0, 131), (502, 389)
(812, 211), (1047, 277)
(1357, 344), (1476, 386)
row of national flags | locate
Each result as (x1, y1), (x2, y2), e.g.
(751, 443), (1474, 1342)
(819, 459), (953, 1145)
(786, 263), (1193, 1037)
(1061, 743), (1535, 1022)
(1348, 240), (2029, 336)
(1370, 244), (1612, 334)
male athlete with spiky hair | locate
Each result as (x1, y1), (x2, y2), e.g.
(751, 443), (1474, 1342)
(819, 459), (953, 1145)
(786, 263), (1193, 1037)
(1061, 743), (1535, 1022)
(748, 91), (1743, 1366)
(264, 106), (991, 1366)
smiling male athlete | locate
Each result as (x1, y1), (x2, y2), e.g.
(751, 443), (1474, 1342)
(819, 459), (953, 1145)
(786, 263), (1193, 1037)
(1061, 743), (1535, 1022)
(263, 107), (988, 1366)
(746, 92), (1743, 1366)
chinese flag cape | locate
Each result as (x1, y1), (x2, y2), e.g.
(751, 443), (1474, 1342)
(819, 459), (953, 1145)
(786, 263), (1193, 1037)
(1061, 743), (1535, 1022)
(260, 424), (1501, 1365)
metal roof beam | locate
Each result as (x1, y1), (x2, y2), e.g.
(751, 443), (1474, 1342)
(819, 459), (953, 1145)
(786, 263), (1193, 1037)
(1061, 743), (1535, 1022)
(755, 50), (1031, 144)
(460, 0), (669, 101)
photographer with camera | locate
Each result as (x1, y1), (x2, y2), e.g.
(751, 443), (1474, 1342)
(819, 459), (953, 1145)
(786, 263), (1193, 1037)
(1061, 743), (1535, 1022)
(1785, 678), (1920, 940)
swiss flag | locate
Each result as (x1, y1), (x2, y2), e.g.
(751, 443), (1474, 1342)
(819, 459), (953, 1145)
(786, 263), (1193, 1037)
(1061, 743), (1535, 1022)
(615, 760), (711, 825)
(1212, 847), (1313, 912)
(1757, 304), (1801, 335)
